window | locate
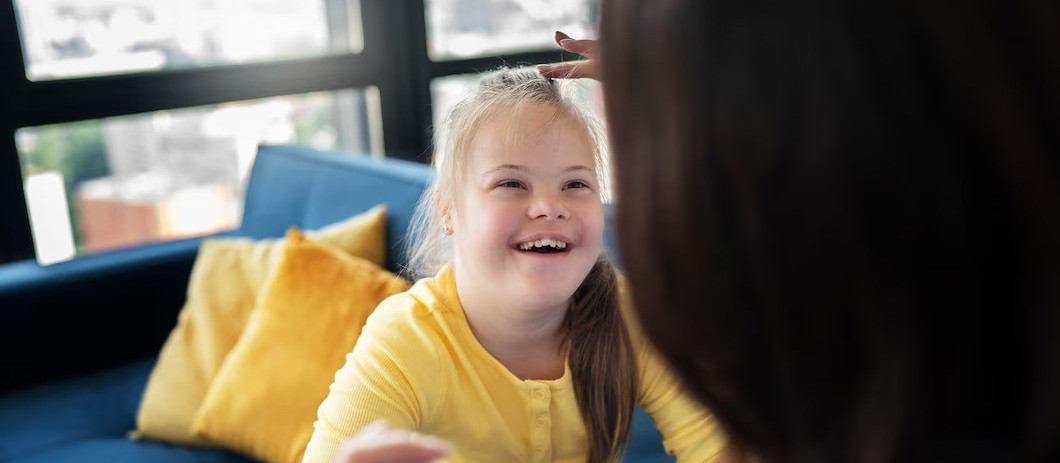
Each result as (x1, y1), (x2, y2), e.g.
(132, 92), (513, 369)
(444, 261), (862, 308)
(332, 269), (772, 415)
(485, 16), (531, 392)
(423, 0), (601, 154)
(17, 88), (381, 264)
(14, 0), (364, 80)
(0, 1), (595, 264)
(430, 73), (603, 153)
(425, 0), (596, 60)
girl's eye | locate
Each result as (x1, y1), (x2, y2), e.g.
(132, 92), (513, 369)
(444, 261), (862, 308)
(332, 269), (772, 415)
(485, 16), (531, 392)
(565, 180), (590, 190)
(498, 180), (525, 189)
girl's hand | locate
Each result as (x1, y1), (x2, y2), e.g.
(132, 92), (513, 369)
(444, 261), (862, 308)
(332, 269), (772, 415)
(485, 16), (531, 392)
(538, 31), (599, 80)
(334, 421), (452, 463)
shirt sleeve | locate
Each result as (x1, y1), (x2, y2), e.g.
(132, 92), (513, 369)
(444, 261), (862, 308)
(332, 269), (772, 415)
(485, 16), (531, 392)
(301, 295), (441, 463)
(622, 280), (727, 462)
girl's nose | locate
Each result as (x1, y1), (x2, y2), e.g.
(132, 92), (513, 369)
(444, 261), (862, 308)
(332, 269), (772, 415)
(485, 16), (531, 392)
(528, 193), (569, 220)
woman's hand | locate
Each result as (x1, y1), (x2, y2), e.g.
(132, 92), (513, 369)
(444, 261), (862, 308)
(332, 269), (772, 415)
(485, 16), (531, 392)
(538, 31), (599, 80)
(334, 421), (452, 463)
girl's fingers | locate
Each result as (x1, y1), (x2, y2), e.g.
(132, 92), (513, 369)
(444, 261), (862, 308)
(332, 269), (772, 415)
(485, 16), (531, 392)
(357, 420), (391, 436)
(359, 436), (450, 463)
(342, 441), (450, 463)
(337, 424), (453, 463)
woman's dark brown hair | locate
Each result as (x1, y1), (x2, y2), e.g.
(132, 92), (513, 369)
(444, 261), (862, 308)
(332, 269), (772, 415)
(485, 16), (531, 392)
(600, 0), (1060, 461)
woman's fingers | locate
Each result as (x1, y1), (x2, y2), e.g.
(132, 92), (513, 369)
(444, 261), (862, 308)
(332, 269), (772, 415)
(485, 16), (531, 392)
(554, 30), (598, 59)
(558, 39), (597, 59)
(538, 60), (597, 80)
(540, 31), (600, 80)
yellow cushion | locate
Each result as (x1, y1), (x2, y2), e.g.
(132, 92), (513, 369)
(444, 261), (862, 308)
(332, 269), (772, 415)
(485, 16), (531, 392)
(189, 228), (410, 463)
(135, 205), (388, 446)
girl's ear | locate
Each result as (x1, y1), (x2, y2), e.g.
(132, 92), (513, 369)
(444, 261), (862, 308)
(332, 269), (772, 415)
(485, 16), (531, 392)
(441, 208), (455, 236)
(433, 187), (455, 235)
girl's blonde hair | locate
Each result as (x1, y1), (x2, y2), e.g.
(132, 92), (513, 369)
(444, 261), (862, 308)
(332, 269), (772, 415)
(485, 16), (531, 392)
(406, 67), (609, 280)
(405, 68), (636, 463)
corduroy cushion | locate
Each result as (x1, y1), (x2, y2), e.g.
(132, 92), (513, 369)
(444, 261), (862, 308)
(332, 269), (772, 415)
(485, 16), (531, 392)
(189, 229), (409, 463)
(135, 206), (387, 446)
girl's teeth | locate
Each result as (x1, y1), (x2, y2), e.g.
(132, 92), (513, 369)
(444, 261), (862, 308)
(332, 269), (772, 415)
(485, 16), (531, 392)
(518, 239), (568, 250)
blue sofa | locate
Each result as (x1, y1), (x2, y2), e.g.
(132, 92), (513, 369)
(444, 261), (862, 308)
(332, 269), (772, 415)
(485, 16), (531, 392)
(0, 145), (673, 462)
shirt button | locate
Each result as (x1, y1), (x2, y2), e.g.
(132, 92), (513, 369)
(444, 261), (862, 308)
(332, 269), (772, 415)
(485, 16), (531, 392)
(533, 389), (545, 399)
(536, 418), (546, 427)
(536, 445), (545, 452)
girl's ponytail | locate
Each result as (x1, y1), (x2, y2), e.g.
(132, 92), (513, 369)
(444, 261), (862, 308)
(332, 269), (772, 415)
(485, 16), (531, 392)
(566, 257), (638, 462)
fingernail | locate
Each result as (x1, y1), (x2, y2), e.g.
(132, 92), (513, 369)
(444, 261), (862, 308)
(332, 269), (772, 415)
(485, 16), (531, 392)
(555, 31), (571, 43)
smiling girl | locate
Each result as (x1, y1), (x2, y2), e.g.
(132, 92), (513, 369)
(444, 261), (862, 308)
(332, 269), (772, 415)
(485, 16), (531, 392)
(302, 68), (725, 463)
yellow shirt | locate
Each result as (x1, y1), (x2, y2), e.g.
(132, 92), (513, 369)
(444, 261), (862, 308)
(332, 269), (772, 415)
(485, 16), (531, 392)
(302, 266), (725, 462)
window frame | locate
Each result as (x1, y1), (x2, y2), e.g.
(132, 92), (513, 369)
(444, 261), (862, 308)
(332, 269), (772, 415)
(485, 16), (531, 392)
(0, 0), (583, 263)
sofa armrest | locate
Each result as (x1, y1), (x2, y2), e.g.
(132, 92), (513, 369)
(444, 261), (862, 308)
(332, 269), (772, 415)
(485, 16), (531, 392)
(0, 238), (204, 393)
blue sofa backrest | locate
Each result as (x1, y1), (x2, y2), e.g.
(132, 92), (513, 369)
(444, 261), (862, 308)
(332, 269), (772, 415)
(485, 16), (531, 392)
(0, 145), (436, 392)
(240, 145), (433, 274)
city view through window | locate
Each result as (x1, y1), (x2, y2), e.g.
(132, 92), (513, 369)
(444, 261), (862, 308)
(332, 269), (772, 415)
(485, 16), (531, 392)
(13, 0), (598, 264)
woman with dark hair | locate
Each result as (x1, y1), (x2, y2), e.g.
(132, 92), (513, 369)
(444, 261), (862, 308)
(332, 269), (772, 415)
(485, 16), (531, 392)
(542, 1), (1060, 461)
(335, 0), (1059, 461)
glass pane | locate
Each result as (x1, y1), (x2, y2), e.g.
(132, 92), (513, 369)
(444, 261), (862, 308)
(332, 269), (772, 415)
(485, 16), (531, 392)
(16, 88), (382, 264)
(430, 73), (604, 153)
(14, 0), (364, 81)
(425, 0), (598, 60)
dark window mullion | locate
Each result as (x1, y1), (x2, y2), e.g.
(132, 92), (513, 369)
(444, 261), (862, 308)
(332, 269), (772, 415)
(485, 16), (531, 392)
(0, 0), (34, 262)
(368, 0), (433, 163)
(0, 131), (32, 263)
(0, 0), (27, 91)
(430, 50), (581, 79)
(12, 54), (382, 128)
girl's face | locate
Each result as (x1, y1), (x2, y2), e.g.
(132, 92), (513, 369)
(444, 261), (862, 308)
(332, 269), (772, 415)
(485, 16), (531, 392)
(450, 103), (604, 311)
